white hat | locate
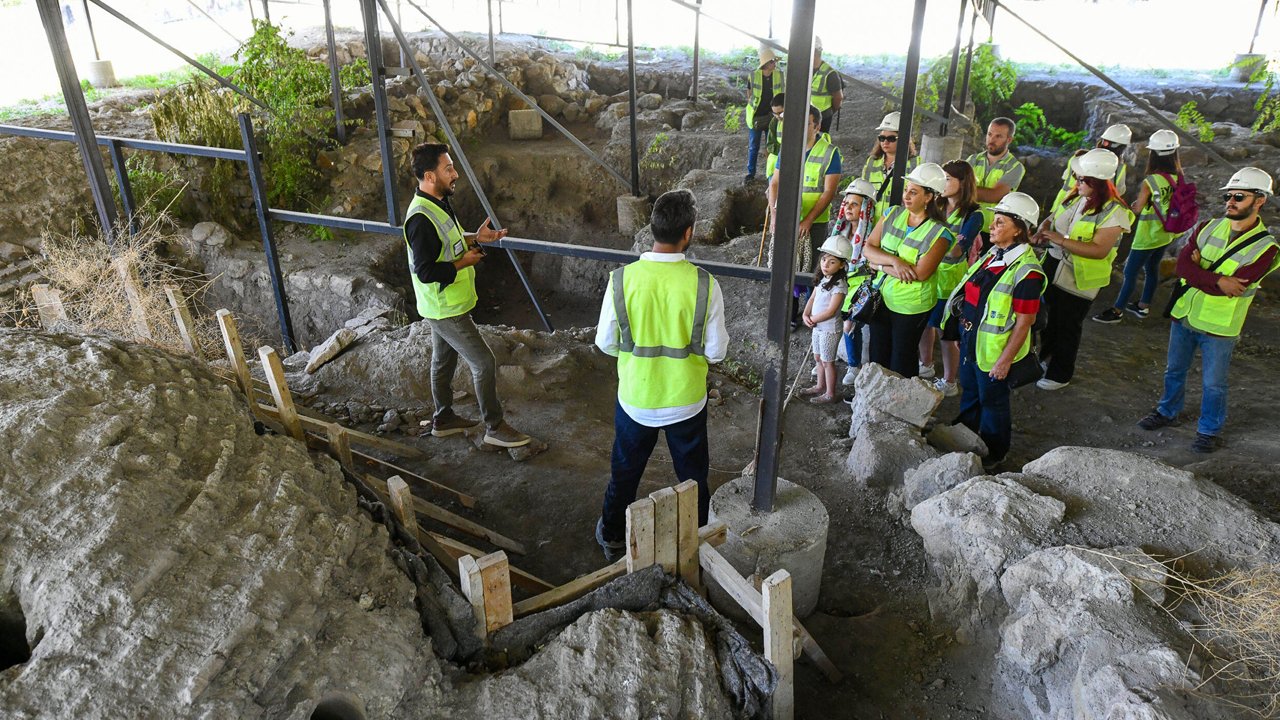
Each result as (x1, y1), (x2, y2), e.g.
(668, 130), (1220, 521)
(1148, 129), (1180, 155)
(842, 178), (876, 198)
(818, 234), (851, 260)
(905, 162), (947, 194)
(1100, 123), (1132, 145)
(992, 192), (1040, 227)
(1071, 148), (1120, 181)
(759, 45), (777, 66)
(1220, 167), (1274, 194)
(813, 35), (823, 52)
(876, 112), (900, 133)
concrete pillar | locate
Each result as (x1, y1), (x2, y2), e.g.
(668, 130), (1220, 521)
(86, 59), (117, 88)
(616, 194), (650, 236)
(707, 474), (829, 619)
(920, 133), (965, 165)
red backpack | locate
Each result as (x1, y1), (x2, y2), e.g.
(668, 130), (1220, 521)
(1153, 172), (1199, 234)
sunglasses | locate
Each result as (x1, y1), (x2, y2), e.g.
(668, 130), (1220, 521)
(1223, 192), (1253, 203)
(878, 135), (898, 143)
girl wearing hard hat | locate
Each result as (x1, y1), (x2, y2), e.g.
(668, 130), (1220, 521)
(1093, 129), (1183, 324)
(860, 162), (955, 378)
(831, 179), (878, 384)
(860, 112), (919, 222)
(1033, 148), (1134, 391)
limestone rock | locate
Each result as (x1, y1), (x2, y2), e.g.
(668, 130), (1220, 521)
(192, 221), (232, 248)
(563, 101), (584, 123)
(850, 363), (943, 430)
(681, 111), (709, 131)
(306, 327), (357, 373)
(845, 419), (938, 487)
(926, 422), (988, 457)
(0, 240), (28, 263)
(536, 93), (567, 117)
(637, 92), (664, 110)
(902, 452), (984, 509)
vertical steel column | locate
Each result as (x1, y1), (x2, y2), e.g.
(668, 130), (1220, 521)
(36, 0), (117, 239)
(1249, 0), (1269, 54)
(323, 0), (347, 143)
(106, 140), (138, 236)
(957, 3), (979, 115)
(939, 0), (967, 135)
(626, 0), (640, 196)
(80, 0), (100, 59)
(360, 0), (401, 226)
(689, 0), (702, 100)
(615, 0), (620, 46)
(751, 0), (816, 513)
(890, 0), (928, 206)
(487, 0), (496, 65)
(261, 0), (269, 23)
(238, 113), (297, 355)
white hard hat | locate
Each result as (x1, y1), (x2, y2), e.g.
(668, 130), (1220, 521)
(876, 112), (900, 132)
(1100, 123), (1132, 145)
(1148, 129), (1180, 155)
(842, 178), (876, 198)
(759, 45), (777, 66)
(905, 162), (947, 194)
(818, 234), (852, 261)
(992, 192), (1040, 228)
(1221, 167), (1274, 194)
(1071, 148), (1119, 181)
(813, 35), (823, 51)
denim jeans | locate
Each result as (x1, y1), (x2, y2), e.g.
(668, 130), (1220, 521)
(1114, 246), (1165, 309)
(427, 313), (503, 429)
(747, 127), (764, 177)
(599, 402), (710, 543)
(1156, 319), (1237, 436)
(844, 321), (865, 367)
(955, 337), (1013, 462)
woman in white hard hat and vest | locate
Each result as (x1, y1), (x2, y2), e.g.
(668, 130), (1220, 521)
(1048, 124), (1131, 215)
(942, 192), (1046, 469)
(1093, 129), (1184, 324)
(861, 112), (920, 222)
(1033, 148), (1134, 390)
(860, 162), (955, 378)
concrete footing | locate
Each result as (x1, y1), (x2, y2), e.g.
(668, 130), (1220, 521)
(616, 194), (651, 236)
(707, 474), (829, 619)
(86, 59), (117, 89)
(920, 133), (965, 165)
(507, 109), (543, 140)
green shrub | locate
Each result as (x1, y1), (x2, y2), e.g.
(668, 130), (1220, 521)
(639, 132), (676, 171)
(1175, 101), (1215, 143)
(880, 44), (1016, 126)
(113, 155), (186, 220)
(723, 105), (742, 133)
(1013, 102), (1088, 149)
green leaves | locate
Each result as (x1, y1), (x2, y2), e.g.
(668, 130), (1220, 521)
(1175, 101), (1215, 144)
(1013, 102), (1087, 150)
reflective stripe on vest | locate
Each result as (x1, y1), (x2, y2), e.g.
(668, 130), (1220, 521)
(876, 206), (952, 314)
(1131, 173), (1177, 251)
(810, 61), (835, 112)
(404, 194), (477, 320)
(611, 261), (713, 409)
(801, 134), (837, 223)
(935, 207), (974, 299)
(1172, 219), (1279, 337)
(861, 154), (920, 221)
(969, 152), (1025, 232)
(942, 247), (1046, 372)
(745, 67), (784, 125)
(1067, 198), (1132, 291)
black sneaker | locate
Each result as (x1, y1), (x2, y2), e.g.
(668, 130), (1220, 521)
(1191, 433), (1224, 454)
(1124, 302), (1150, 319)
(595, 517), (625, 563)
(1137, 410), (1177, 431)
(1092, 307), (1123, 324)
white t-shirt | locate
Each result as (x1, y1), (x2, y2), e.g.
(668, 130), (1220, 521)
(1047, 197), (1132, 299)
(809, 276), (848, 331)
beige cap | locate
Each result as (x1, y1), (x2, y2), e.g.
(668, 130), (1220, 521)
(813, 35), (823, 51)
(759, 45), (777, 66)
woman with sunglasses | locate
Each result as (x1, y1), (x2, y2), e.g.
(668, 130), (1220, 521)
(1048, 124), (1131, 216)
(1033, 148), (1134, 390)
(919, 160), (983, 395)
(1093, 129), (1183, 324)
(860, 162), (954, 378)
(860, 112), (919, 222)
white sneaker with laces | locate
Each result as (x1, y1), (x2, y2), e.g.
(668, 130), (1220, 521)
(1036, 377), (1070, 391)
(842, 366), (859, 385)
(917, 363), (937, 380)
(933, 379), (959, 397)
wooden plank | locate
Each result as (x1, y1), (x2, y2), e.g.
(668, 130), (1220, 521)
(296, 413), (425, 459)
(30, 284), (69, 329)
(762, 570), (794, 720)
(674, 480), (701, 590)
(363, 474), (525, 555)
(257, 346), (303, 440)
(326, 423), (354, 470)
(425, 532), (553, 593)
(216, 309), (254, 405)
(651, 487), (678, 574)
(513, 558), (628, 618)
(625, 498), (655, 574)
(476, 551), (513, 633)
(112, 256), (153, 340)
(348, 446), (473, 508)
(163, 285), (200, 355)
(458, 555), (487, 637)
(386, 475), (417, 534)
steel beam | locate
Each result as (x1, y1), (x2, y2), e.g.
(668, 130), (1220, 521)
(106, 140), (138, 236)
(752, 0), (816, 514)
(323, 0), (347, 143)
(36, 0), (117, 239)
(360, 0), (401, 226)
(238, 113), (296, 355)
(957, 2), (979, 117)
(689, 0), (702, 100)
(80, 0), (100, 59)
(626, 0), (641, 196)
(1249, 0), (1269, 55)
(891, 0), (928, 206)
(939, 0), (967, 135)
(487, 0), (496, 65)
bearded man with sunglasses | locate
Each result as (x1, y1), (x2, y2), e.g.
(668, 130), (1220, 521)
(1139, 167), (1280, 453)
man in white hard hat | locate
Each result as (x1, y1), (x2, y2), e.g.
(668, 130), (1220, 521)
(966, 117), (1026, 239)
(744, 44), (785, 183)
(1139, 166), (1280, 453)
(809, 36), (842, 134)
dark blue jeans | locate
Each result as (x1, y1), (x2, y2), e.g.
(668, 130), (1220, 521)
(844, 321), (864, 367)
(747, 127), (764, 176)
(1114, 246), (1166, 309)
(600, 401), (710, 543)
(955, 337), (1013, 462)
(1156, 319), (1237, 436)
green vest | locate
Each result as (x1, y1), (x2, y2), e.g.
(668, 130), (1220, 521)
(860, 154), (920, 222)
(1131, 174), (1177, 251)
(1171, 219), (1279, 337)
(765, 118), (783, 178)
(810, 61), (836, 113)
(943, 247), (1046, 372)
(405, 194), (477, 320)
(967, 151), (1026, 232)
(935, 206), (974, 300)
(745, 67), (784, 127)
(875, 206), (953, 314)
(801, 134), (838, 223)
(1064, 198), (1133, 291)
(1050, 163), (1127, 217)
(611, 260), (714, 409)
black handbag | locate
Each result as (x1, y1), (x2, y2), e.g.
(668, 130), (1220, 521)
(1005, 350), (1044, 389)
(849, 274), (886, 323)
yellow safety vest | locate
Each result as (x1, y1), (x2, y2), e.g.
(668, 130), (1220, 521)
(860, 154), (920, 222)
(405, 193), (477, 320)
(967, 151), (1026, 232)
(1062, 198), (1133, 291)
(935, 206), (976, 300)
(801, 134), (838, 223)
(943, 246), (1046, 372)
(810, 61), (836, 113)
(1171, 219), (1279, 337)
(1050, 163), (1127, 217)
(765, 118), (783, 179)
(1131, 174), (1178, 251)
(745, 66), (784, 127)
(875, 206), (953, 314)
(611, 260), (715, 409)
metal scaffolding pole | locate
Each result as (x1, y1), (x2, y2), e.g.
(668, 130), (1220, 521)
(626, 0), (641, 196)
(36, 0), (117, 239)
(487, 0), (496, 65)
(80, 0), (100, 59)
(689, 0), (702, 100)
(891, 0), (928, 206)
(323, 0), (346, 143)
(261, 0), (269, 23)
(106, 140), (138, 236)
(238, 113), (297, 355)
(360, 0), (402, 226)
(939, 0), (967, 136)
(957, 2), (979, 117)
(1249, 0), (1269, 54)
(752, 0), (816, 514)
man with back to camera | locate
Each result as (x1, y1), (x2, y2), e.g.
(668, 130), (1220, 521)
(593, 189), (728, 562)
(404, 142), (531, 448)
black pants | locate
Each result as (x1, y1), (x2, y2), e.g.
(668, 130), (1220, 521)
(868, 307), (930, 378)
(1040, 284), (1096, 383)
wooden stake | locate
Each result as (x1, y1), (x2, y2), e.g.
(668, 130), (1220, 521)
(326, 423), (354, 470)
(111, 256), (152, 340)
(460, 551), (512, 637)
(625, 497), (655, 574)
(364, 474), (525, 555)
(386, 475), (417, 534)
(425, 531), (553, 593)
(674, 480), (701, 591)
(763, 570), (794, 720)
(164, 284), (200, 355)
(458, 555), (485, 635)
(30, 284), (69, 329)
(651, 486), (678, 574)
(216, 309), (254, 406)
(258, 345), (303, 440)
(756, 203), (771, 267)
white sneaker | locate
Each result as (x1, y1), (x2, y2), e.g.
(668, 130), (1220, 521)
(842, 366), (859, 385)
(1036, 377), (1070, 391)
(810, 364), (818, 379)
(917, 363), (937, 380)
(933, 379), (959, 397)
